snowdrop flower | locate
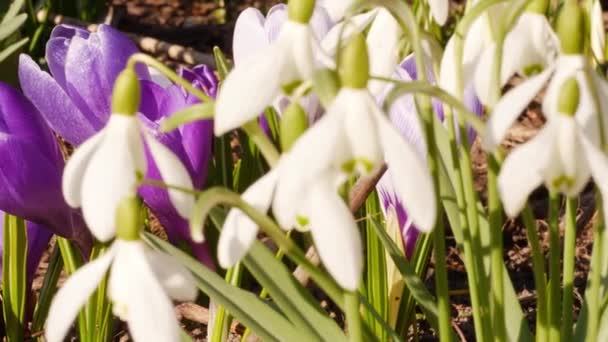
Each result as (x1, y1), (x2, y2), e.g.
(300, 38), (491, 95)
(215, 0), (323, 135)
(366, 8), (403, 94)
(590, 0), (606, 63)
(483, 2), (590, 151)
(497, 76), (608, 217)
(213, 34), (436, 292)
(63, 69), (195, 242)
(46, 197), (197, 342)
(473, 8), (559, 106)
(428, 0), (448, 25)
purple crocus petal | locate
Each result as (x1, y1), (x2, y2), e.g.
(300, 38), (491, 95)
(464, 82), (483, 142)
(64, 35), (112, 124)
(46, 25), (90, 89)
(49, 24), (90, 40)
(181, 65), (219, 99)
(18, 54), (98, 145)
(96, 25), (150, 81)
(139, 80), (165, 121)
(179, 120), (213, 189)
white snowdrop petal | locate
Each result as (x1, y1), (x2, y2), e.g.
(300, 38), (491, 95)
(146, 133), (195, 219)
(218, 169), (279, 267)
(291, 26), (317, 80)
(122, 243), (181, 342)
(62, 129), (105, 207)
(498, 128), (551, 217)
(375, 110), (436, 232)
(473, 43), (498, 106)
(367, 8), (402, 95)
(582, 136), (608, 217)
(308, 181), (362, 291)
(428, 0), (449, 25)
(45, 246), (116, 342)
(344, 92), (383, 173)
(81, 115), (141, 242)
(591, 0), (606, 63)
(321, 10), (378, 56)
(214, 44), (286, 136)
(483, 66), (554, 151)
(147, 250), (198, 301)
(233, 7), (269, 64)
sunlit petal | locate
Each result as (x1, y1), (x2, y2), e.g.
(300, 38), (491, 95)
(62, 129), (105, 207)
(233, 7), (269, 64)
(428, 0), (448, 25)
(367, 8), (401, 94)
(147, 250), (198, 301)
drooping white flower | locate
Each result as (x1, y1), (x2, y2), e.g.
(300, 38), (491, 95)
(213, 33), (436, 292)
(214, 0), (323, 135)
(45, 239), (197, 342)
(62, 112), (194, 242)
(497, 73), (608, 217)
(428, 0), (449, 25)
(473, 12), (559, 106)
(366, 8), (403, 94)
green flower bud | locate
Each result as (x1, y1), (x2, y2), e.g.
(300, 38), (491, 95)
(312, 68), (341, 107)
(115, 196), (143, 241)
(280, 102), (308, 152)
(288, 0), (315, 24)
(556, 1), (586, 54)
(339, 33), (369, 89)
(526, 0), (549, 14)
(557, 77), (580, 116)
(112, 68), (140, 116)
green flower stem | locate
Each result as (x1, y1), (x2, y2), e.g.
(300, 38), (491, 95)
(345, 291), (363, 342)
(2, 215), (27, 342)
(443, 106), (486, 342)
(586, 193), (604, 341)
(547, 192), (561, 341)
(127, 53), (213, 103)
(31, 244), (63, 338)
(242, 120), (281, 167)
(521, 206), (548, 342)
(488, 155), (505, 342)
(561, 198), (577, 341)
(214, 263), (243, 342)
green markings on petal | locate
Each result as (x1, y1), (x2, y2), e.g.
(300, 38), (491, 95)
(551, 175), (575, 190)
(280, 102), (309, 152)
(112, 68), (141, 116)
(522, 64), (544, 77)
(296, 215), (310, 228)
(556, 1), (585, 54)
(338, 33), (369, 89)
(558, 78), (580, 117)
(116, 196), (143, 241)
(341, 158), (375, 174)
(288, 0), (315, 24)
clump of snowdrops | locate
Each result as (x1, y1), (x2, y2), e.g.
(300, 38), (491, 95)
(2, 0), (608, 341)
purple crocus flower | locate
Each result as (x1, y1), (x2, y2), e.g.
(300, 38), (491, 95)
(376, 55), (482, 258)
(0, 82), (90, 249)
(139, 66), (216, 266)
(18, 24), (215, 265)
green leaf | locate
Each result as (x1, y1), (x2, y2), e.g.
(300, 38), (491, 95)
(0, 37), (28, 64)
(1, 0), (25, 23)
(31, 244), (63, 335)
(160, 103), (215, 132)
(0, 13), (27, 41)
(208, 208), (347, 342)
(1, 215), (27, 342)
(213, 46), (231, 80)
(143, 233), (309, 342)
(367, 216), (446, 336)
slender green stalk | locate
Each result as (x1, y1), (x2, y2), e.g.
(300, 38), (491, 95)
(345, 291), (363, 342)
(213, 263), (242, 342)
(547, 192), (561, 341)
(521, 207), (548, 342)
(586, 194), (604, 341)
(2, 215), (27, 342)
(488, 155), (505, 342)
(242, 121), (280, 167)
(561, 198), (577, 341)
(32, 244), (63, 338)
(127, 53), (213, 103)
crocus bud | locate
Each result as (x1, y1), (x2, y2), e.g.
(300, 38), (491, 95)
(556, 1), (586, 54)
(112, 68), (141, 116)
(558, 77), (580, 116)
(288, 0), (315, 24)
(280, 102), (308, 152)
(339, 33), (370, 89)
(116, 196), (143, 241)
(526, 0), (549, 14)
